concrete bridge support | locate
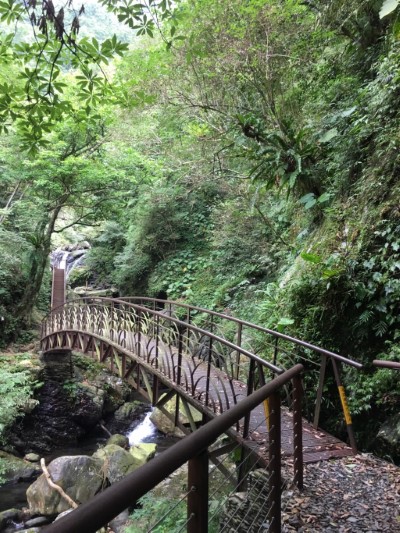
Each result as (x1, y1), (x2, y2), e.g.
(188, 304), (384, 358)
(40, 348), (73, 382)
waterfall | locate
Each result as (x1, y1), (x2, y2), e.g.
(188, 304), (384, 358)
(128, 410), (157, 445)
(50, 245), (90, 279)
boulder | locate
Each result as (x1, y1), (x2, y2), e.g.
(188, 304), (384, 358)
(54, 509), (73, 521)
(26, 455), (104, 516)
(150, 396), (202, 437)
(73, 287), (118, 298)
(109, 509), (130, 533)
(106, 434), (129, 449)
(375, 413), (400, 459)
(24, 516), (50, 527)
(24, 453), (40, 463)
(107, 401), (147, 433)
(93, 444), (143, 484)
(114, 402), (144, 422)
(71, 383), (105, 429)
(0, 451), (41, 482)
(0, 508), (25, 530)
(129, 443), (157, 467)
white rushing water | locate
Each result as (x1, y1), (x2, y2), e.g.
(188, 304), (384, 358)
(128, 410), (157, 446)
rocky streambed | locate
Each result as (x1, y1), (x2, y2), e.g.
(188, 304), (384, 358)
(0, 435), (157, 532)
(0, 351), (180, 532)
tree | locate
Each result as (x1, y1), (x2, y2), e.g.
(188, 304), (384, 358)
(0, 0), (182, 154)
(0, 118), (139, 319)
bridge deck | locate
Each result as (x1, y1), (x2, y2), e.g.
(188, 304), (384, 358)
(43, 268), (354, 465)
(131, 334), (353, 464)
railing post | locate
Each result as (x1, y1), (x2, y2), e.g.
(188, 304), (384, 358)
(313, 354), (327, 429)
(268, 391), (281, 533)
(237, 358), (256, 489)
(174, 330), (184, 427)
(137, 308), (141, 358)
(152, 375), (159, 407)
(242, 358), (255, 438)
(204, 336), (213, 409)
(235, 322), (242, 380)
(155, 314), (160, 370)
(292, 374), (303, 490)
(331, 359), (357, 453)
(273, 337), (279, 368)
(237, 447), (252, 492)
(187, 450), (208, 533)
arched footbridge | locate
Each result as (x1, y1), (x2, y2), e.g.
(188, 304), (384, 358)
(41, 269), (371, 533)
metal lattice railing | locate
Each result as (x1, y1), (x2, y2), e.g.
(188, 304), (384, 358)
(42, 296), (363, 450)
(42, 365), (304, 533)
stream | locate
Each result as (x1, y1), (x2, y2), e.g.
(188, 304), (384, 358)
(0, 409), (178, 515)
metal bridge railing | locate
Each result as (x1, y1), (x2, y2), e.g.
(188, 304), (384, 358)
(373, 359), (400, 370)
(43, 296), (362, 450)
(41, 298), (282, 421)
(119, 297), (363, 451)
(43, 364), (304, 533)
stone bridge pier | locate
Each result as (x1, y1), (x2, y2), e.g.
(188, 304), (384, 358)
(40, 348), (74, 382)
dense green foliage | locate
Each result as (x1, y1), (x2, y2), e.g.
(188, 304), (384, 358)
(1, 0), (400, 449)
(0, 354), (41, 445)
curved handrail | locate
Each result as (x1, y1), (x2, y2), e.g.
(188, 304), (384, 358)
(121, 297), (363, 367)
(41, 298), (283, 375)
(43, 296), (362, 369)
(373, 359), (400, 370)
(43, 364), (304, 533)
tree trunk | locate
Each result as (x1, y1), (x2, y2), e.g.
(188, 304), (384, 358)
(16, 206), (62, 321)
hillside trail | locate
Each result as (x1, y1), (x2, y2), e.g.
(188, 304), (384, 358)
(281, 453), (400, 532)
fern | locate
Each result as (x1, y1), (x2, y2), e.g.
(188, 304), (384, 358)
(374, 320), (388, 337)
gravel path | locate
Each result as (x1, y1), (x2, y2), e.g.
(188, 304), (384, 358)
(282, 454), (400, 532)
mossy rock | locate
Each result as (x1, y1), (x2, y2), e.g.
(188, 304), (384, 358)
(0, 451), (40, 482)
(93, 444), (142, 483)
(106, 434), (129, 449)
(150, 396), (202, 437)
(129, 443), (157, 466)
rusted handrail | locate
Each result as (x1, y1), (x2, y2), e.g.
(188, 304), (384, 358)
(373, 360), (400, 369)
(42, 298), (284, 374)
(118, 297), (363, 368)
(42, 296), (362, 449)
(43, 364), (304, 533)
(44, 296), (362, 369)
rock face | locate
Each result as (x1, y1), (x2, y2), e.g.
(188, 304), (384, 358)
(71, 383), (105, 429)
(40, 351), (73, 382)
(11, 381), (88, 453)
(26, 455), (105, 516)
(9, 358), (136, 455)
(375, 413), (400, 459)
